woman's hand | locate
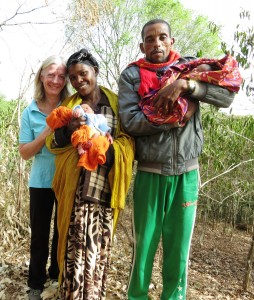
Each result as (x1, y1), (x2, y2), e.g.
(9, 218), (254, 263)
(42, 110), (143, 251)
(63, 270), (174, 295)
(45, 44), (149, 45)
(67, 116), (86, 133)
(42, 125), (53, 138)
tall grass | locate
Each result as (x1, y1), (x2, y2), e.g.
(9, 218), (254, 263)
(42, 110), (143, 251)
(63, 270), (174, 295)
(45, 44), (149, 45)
(0, 99), (31, 256)
(1, 98), (254, 259)
(199, 105), (254, 232)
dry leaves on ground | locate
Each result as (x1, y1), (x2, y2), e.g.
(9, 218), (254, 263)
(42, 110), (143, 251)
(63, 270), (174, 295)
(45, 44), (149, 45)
(1, 205), (254, 299)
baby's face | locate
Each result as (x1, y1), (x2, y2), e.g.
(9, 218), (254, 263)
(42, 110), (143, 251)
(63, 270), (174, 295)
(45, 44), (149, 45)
(81, 103), (94, 114)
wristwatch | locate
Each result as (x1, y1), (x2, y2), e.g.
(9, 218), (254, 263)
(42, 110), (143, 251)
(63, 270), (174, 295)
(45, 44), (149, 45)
(186, 79), (196, 95)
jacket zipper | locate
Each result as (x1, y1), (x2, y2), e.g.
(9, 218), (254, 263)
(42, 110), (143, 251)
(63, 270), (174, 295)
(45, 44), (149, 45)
(172, 128), (178, 173)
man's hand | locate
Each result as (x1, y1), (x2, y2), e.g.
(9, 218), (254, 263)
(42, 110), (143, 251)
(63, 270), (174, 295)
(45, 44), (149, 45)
(153, 79), (189, 114)
(182, 100), (199, 123)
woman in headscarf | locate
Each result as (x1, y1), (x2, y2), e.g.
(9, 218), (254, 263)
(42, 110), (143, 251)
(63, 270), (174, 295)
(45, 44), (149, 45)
(46, 48), (134, 300)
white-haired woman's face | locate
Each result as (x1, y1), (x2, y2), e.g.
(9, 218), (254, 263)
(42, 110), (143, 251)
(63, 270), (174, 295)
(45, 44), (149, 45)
(40, 63), (67, 98)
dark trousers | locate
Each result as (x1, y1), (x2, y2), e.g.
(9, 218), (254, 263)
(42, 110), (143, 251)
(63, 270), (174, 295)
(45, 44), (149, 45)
(28, 188), (59, 290)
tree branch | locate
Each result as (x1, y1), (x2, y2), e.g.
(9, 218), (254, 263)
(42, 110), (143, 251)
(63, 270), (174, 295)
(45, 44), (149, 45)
(200, 159), (254, 188)
(0, 3), (61, 29)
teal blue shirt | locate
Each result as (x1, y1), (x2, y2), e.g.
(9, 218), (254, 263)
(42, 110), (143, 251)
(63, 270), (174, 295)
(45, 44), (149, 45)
(19, 99), (56, 188)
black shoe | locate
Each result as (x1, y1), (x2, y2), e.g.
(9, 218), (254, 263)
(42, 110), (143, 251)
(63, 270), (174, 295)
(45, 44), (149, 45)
(28, 289), (42, 300)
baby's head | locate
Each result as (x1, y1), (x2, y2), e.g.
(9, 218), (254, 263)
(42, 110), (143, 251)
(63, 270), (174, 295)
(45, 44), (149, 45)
(195, 63), (213, 72)
(81, 103), (94, 114)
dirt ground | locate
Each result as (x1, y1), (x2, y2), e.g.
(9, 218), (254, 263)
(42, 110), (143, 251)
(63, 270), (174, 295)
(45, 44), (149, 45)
(1, 205), (254, 300)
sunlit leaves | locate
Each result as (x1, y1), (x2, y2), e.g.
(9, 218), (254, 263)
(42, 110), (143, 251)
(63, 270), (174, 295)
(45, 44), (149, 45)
(65, 0), (223, 90)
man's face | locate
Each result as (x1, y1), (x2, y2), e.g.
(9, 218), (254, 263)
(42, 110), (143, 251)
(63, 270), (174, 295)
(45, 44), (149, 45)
(140, 23), (174, 64)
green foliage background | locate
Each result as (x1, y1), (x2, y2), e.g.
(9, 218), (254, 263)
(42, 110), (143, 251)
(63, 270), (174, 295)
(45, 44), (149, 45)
(198, 106), (254, 231)
(2, 97), (254, 243)
(65, 0), (223, 90)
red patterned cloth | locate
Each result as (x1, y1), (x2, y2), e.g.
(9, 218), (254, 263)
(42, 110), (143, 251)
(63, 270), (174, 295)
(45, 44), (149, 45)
(130, 50), (181, 97)
(131, 54), (242, 125)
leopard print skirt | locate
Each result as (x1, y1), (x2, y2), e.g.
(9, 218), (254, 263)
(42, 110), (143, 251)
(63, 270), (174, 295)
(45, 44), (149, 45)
(59, 194), (113, 300)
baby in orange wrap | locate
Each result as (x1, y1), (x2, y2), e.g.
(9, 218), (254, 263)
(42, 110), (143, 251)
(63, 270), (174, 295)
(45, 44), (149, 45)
(46, 103), (113, 171)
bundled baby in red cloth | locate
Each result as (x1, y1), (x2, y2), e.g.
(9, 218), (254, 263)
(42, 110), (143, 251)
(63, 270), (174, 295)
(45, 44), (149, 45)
(46, 103), (113, 171)
(136, 54), (242, 127)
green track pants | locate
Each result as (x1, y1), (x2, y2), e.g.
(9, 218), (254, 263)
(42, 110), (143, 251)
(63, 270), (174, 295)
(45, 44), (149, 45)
(128, 170), (199, 300)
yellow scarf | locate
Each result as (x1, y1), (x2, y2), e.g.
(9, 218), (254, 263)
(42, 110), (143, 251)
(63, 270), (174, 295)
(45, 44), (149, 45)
(46, 86), (135, 282)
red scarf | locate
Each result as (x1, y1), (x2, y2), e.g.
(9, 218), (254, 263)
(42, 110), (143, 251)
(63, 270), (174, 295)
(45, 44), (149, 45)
(129, 50), (181, 96)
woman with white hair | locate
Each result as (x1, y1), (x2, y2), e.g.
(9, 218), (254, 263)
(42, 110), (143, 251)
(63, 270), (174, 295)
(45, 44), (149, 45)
(19, 55), (72, 300)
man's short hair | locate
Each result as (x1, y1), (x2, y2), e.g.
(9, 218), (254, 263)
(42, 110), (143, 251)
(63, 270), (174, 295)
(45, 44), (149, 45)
(141, 19), (171, 41)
